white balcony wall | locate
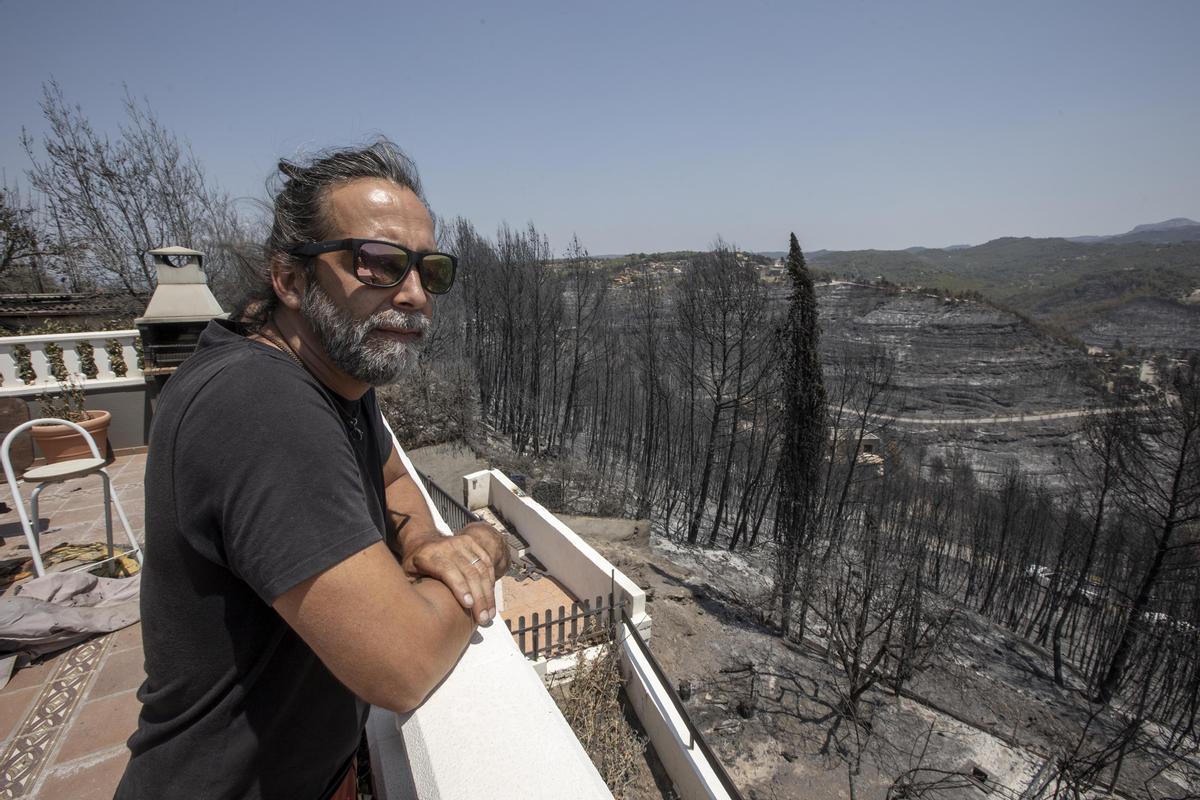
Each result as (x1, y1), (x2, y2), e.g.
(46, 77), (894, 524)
(463, 469), (649, 633)
(619, 621), (735, 800)
(0, 330), (143, 397)
(369, 433), (605, 798)
(381, 622), (612, 800)
(460, 469), (739, 800)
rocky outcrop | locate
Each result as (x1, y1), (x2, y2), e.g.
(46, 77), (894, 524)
(816, 282), (1104, 418)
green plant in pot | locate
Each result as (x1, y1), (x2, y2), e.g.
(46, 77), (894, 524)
(32, 377), (112, 464)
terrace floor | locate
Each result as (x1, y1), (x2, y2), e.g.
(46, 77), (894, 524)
(471, 507), (583, 656)
(500, 572), (577, 627)
(0, 451), (147, 800)
(0, 624), (143, 799)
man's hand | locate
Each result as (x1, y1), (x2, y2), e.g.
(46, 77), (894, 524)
(401, 523), (511, 625)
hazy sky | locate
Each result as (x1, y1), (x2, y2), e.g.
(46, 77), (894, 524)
(2, 0), (1197, 255)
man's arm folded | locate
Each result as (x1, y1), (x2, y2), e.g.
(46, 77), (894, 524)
(272, 541), (476, 713)
(381, 447), (511, 624)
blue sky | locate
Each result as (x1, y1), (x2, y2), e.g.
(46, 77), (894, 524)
(2, 0), (1197, 254)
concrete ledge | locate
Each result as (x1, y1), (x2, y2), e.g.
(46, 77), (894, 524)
(366, 707), (419, 800)
(393, 622), (612, 800)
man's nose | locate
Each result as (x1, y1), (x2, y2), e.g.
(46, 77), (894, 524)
(391, 263), (429, 310)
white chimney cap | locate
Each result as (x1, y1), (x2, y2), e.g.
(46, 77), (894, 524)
(148, 246), (204, 257)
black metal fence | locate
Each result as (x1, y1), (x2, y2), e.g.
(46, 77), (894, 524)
(419, 471), (479, 531)
(505, 593), (616, 660)
(620, 609), (745, 800)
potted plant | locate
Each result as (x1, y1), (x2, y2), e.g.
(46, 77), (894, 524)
(32, 377), (112, 464)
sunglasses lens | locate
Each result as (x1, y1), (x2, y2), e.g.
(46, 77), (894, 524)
(419, 254), (456, 294)
(356, 242), (410, 286)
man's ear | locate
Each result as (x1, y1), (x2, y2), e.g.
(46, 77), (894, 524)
(271, 255), (307, 312)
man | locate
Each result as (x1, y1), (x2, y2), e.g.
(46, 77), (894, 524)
(117, 141), (508, 799)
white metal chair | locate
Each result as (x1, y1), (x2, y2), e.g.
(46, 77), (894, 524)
(1, 419), (143, 578)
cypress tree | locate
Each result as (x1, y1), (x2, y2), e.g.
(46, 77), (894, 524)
(773, 233), (827, 636)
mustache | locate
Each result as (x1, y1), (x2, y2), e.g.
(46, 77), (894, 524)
(365, 310), (431, 333)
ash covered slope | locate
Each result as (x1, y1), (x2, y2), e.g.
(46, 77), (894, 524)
(807, 236), (1200, 354)
(817, 282), (1103, 418)
(1077, 297), (1200, 357)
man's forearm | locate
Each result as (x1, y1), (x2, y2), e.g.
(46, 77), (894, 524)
(403, 576), (477, 702)
(385, 470), (443, 559)
(273, 542), (476, 714)
(379, 448), (509, 624)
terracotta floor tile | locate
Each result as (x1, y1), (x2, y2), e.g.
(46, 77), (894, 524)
(87, 648), (145, 701)
(44, 507), (110, 528)
(501, 573), (577, 623)
(0, 652), (67, 695)
(36, 527), (104, 549)
(0, 518), (50, 542)
(112, 475), (144, 490)
(122, 502), (143, 517)
(0, 686), (40, 744)
(37, 746), (130, 800)
(122, 473), (146, 491)
(108, 625), (143, 654)
(80, 518), (126, 538)
(54, 498), (106, 515)
(36, 485), (86, 503)
(113, 495), (143, 512)
(52, 690), (140, 765)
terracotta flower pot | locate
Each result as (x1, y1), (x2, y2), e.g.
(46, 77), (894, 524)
(29, 410), (112, 464)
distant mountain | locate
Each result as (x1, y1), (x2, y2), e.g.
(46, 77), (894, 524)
(1068, 218), (1200, 245)
(806, 234), (1200, 353)
(1130, 217), (1199, 232)
(1106, 225), (1200, 245)
(753, 219), (1200, 256)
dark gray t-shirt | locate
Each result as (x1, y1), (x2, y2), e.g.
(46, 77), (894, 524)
(117, 319), (393, 799)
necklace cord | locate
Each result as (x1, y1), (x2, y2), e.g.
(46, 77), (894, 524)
(256, 324), (365, 442)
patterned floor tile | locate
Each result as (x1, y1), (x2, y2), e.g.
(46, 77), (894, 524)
(0, 636), (110, 799)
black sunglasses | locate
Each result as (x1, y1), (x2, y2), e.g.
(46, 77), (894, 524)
(288, 238), (458, 295)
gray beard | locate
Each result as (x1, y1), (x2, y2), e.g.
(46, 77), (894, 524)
(301, 281), (430, 386)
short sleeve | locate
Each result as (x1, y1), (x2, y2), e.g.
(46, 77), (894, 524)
(173, 358), (383, 603)
(363, 390), (396, 463)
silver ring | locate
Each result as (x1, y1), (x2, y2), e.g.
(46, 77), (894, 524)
(470, 557), (482, 565)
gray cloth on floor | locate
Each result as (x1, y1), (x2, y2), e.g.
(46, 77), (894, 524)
(0, 571), (140, 662)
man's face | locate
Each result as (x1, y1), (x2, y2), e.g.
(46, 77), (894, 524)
(301, 178), (436, 386)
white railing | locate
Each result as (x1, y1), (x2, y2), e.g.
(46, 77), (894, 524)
(0, 330), (143, 397)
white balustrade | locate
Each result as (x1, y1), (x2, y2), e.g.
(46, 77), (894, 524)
(0, 330), (144, 397)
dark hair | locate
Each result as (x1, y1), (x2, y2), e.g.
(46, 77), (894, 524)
(235, 138), (428, 329)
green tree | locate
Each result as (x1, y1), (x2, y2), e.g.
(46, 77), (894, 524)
(773, 233), (827, 636)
